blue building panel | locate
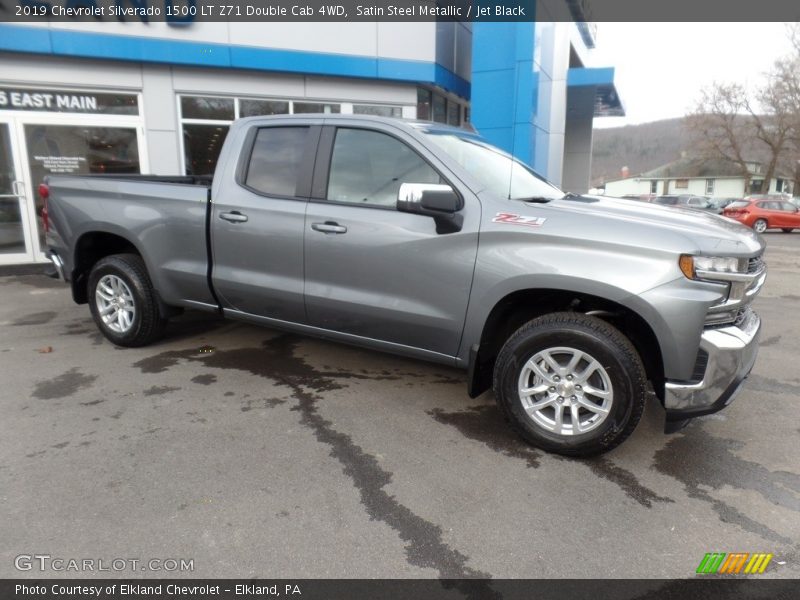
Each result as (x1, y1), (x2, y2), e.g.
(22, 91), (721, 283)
(471, 22), (540, 170)
(0, 25), (52, 54)
(472, 19), (623, 180)
(470, 69), (516, 129)
(0, 24), (470, 100)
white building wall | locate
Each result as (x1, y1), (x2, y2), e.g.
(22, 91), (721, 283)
(714, 179), (747, 197)
(603, 178), (653, 197)
(604, 176), (781, 198)
(530, 21), (571, 185)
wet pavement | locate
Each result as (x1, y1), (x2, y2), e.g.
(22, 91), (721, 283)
(0, 232), (798, 579)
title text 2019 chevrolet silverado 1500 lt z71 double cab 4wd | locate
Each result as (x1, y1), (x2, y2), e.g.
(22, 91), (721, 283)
(42, 115), (766, 456)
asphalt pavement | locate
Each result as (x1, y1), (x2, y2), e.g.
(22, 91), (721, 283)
(1, 233), (798, 579)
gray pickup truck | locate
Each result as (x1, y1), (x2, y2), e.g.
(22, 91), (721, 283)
(42, 115), (766, 456)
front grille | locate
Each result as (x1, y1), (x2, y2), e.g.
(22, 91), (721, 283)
(705, 305), (754, 330)
(748, 255), (765, 274)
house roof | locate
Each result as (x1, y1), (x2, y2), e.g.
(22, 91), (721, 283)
(640, 156), (746, 178)
(603, 156), (793, 184)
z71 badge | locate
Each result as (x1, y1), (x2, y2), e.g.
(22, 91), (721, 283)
(492, 212), (547, 227)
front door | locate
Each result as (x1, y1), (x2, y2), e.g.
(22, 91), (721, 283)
(303, 125), (479, 358)
(0, 118), (34, 264)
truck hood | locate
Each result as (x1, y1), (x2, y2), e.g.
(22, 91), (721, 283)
(545, 195), (765, 257)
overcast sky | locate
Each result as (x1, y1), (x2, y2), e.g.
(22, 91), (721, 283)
(591, 22), (795, 129)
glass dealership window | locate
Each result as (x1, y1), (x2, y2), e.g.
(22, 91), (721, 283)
(293, 102), (341, 114)
(24, 124), (140, 245)
(239, 99), (290, 118)
(417, 89), (432, 120)
(417, 88), (466, 127)
(432, 94), (447, 124)
(183, 125), (229, 176)
(0, 124), (25, 255)
(353, 104), (403, 118)
(447, 101), (460, 126)
(180, 96), (235, 120)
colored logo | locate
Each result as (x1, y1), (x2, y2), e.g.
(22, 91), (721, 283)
(696, 552), (773, 574)
(492, 212), (547, 227)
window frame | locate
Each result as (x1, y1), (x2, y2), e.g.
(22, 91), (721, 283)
(310, 124), (460, 212)
(235, 124), (322, 201)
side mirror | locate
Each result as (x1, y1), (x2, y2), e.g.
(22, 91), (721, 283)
(397, 183), (464, 234)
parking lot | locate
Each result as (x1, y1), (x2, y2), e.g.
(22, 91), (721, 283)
(0, 233), (798, 580)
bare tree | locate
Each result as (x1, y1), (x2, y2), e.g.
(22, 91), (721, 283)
(687, 36), (800, 195)
(686, 85), (757, 190)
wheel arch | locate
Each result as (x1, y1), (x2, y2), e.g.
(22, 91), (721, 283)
(71, 230), (143, 304)
(467, 288), (665, 402)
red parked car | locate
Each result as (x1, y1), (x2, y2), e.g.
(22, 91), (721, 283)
(722, 197), (800, 233)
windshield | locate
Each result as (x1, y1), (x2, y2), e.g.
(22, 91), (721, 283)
(420, 129), (564, 200)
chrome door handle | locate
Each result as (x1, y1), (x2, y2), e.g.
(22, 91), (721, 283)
(311, 222), (347, 234)
(219, 211), (248, 223)
(12, 181), (25, 197)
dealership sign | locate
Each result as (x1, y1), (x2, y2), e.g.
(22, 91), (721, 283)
(0, 88), (139, 115)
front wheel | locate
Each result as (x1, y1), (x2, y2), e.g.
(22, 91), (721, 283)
(88, 254), (167, 347)
(753, 219), (768, 233)
(493, 312), (647, 457)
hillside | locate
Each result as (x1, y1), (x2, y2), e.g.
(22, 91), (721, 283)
(591, 118), (689, 186)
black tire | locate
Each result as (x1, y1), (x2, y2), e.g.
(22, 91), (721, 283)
(753, 219), (768, 233)
(781, 228), (793, 233)
(87, 253), (167, 347)
(493, 312), (647, 457)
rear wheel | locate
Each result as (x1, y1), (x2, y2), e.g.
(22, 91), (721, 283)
(88, 254), (167, 347)
(493, 312), (647, 457)
(781, 228), (793, 233)
(753, 219), (768, 233)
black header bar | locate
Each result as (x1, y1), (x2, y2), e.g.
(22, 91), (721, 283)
(2, 0), (800, 23)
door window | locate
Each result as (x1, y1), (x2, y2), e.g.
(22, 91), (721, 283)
(244, 127), (309, 197)
(326, 128), (441, 207)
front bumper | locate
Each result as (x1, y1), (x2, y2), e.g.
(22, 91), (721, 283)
(664, 309), (760, 428)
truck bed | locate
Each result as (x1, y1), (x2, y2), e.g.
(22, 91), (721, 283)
(45, 173), (215, 308)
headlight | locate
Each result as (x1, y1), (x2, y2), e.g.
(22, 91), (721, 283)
(679, 255), (744, 279)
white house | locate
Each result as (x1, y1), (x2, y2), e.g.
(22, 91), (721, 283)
(602, 157), (792, 199)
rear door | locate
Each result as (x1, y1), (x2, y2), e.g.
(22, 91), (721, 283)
(303, 123), (480, 358)
(761, 201), (783, 227)
(211, 122), (320, 322)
